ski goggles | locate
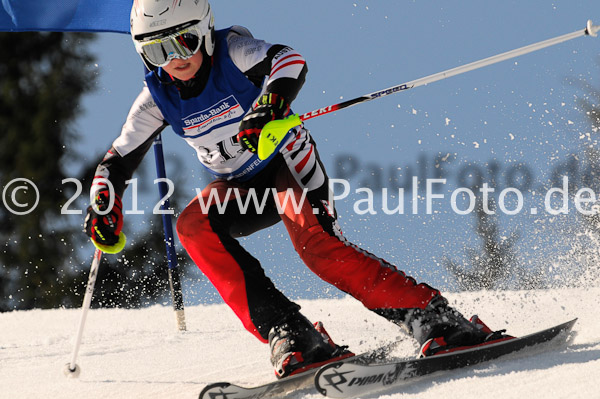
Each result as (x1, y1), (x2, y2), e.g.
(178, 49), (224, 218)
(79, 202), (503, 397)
(134, 17), (211, 67)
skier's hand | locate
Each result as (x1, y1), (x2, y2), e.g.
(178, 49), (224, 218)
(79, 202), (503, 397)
(237, 93), (290, 153)
(84, 190), (125, 253)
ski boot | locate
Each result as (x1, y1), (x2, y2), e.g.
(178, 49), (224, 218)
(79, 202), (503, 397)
(268, 312), (354, 378)
(409, 296), (513, 357)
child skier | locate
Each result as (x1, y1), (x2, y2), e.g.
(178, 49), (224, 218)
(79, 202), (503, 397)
(84, 0), (506, 378)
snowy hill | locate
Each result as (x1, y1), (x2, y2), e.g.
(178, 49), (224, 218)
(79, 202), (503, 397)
(3, 287), (599, 399)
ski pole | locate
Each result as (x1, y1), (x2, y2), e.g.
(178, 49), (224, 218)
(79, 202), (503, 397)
(64, 249), (102, 378)
(153, 135), (187, 332)
(257, 19), (600, 159)
(301, 19), (599, 121)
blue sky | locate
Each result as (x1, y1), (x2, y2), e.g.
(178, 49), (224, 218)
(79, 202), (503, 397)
(72, 1), (599, 303)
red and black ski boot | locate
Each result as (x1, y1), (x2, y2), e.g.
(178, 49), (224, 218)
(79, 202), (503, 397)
(268, 313), (354, 378)
(419, 314), (514, 357)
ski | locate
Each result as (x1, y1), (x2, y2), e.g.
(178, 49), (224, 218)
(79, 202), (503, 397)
(198, 342), (398, 399)
(315, 318), (577, 398)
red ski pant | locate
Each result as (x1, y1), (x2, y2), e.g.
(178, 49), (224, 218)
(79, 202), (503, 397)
(176, 129), (439, 342)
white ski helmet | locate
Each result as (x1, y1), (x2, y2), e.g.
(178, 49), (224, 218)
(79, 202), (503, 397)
(130, 0), (215, 68)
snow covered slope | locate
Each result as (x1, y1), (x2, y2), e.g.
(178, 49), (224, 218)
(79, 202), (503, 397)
(2, 287), (599, 399)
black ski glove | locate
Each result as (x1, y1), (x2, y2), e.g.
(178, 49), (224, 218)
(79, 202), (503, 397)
(237, 93), (290, 153)
(84, 189), (123, 246)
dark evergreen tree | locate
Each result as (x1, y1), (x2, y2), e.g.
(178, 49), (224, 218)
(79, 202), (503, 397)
(0, 32), (97, 310)
(444, 195), (541, 290)
(0, 32), (194, 311)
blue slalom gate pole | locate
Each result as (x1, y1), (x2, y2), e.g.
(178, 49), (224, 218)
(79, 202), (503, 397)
(153, 134), (187, 331)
